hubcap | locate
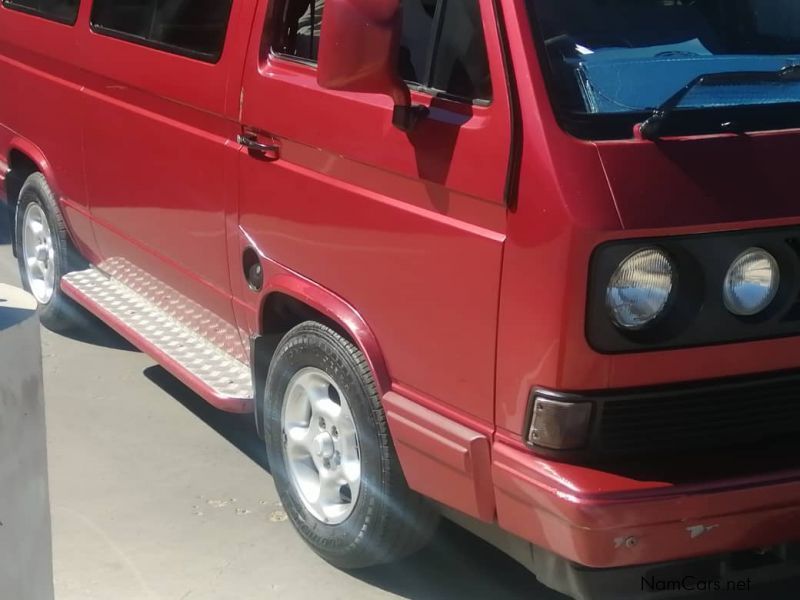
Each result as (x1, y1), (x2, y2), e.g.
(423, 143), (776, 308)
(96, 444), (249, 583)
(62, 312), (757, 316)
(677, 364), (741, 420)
(281, 368), (361, 524)
(22, 203), (56, 304)
(313, 432), (335, 460)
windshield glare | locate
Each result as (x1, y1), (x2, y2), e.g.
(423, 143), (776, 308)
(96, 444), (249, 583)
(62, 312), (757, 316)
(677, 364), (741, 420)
(529, 0), (800, 123)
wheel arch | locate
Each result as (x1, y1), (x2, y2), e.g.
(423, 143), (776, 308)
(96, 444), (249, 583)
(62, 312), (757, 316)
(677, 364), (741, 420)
(5, 140), (61, 257)
(252, 271), (391, 438)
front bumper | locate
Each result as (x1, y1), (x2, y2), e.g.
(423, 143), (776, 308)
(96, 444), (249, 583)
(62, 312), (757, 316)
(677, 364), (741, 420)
(493, 441), (800, 569)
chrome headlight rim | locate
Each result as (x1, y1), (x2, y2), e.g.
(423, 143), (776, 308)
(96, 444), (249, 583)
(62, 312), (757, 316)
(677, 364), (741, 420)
(605, 246), (677, 331)
(723, 247), (781, 317)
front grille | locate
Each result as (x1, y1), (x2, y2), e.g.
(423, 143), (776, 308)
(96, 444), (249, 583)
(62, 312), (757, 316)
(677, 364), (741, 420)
(592, 370), (800, 455)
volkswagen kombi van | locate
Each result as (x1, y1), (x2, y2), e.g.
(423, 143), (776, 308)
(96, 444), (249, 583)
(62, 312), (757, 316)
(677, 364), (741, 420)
(3, 1), (800, 597)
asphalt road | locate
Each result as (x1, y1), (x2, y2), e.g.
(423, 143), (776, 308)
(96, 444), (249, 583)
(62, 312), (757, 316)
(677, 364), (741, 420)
(0, 206), (797, 600)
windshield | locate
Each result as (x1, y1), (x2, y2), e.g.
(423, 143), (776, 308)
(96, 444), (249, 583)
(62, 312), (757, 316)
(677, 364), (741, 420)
(528, 0), (800, 138)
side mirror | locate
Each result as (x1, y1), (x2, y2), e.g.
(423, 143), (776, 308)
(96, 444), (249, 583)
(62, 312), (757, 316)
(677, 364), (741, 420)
(316, 0), (428, 131)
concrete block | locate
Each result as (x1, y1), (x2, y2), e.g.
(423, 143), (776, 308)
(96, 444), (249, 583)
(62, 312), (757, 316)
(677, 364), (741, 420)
(0, 285), (53, 600)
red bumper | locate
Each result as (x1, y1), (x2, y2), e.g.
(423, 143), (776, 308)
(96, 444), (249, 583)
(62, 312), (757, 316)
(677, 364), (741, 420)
(493, 442), (800, 568)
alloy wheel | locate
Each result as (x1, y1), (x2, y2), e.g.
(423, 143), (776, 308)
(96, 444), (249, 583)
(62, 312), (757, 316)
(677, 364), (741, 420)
(281, 367), (361, 524)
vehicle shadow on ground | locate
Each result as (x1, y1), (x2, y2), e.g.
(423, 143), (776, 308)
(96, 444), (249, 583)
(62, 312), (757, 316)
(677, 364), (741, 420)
(54, 305), (140, 352)
(0, 206), (10, 245)
(352, 520), (565, 600)
(143, 365), (270, 472)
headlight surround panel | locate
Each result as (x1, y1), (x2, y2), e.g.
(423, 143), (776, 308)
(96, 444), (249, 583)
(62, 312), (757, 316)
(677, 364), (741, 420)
(587, 227), (800, 353)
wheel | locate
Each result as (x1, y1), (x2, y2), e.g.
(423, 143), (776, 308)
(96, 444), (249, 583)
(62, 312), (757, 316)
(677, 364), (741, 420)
(15, 172), (80, 330)
(264, 321), (438, 569)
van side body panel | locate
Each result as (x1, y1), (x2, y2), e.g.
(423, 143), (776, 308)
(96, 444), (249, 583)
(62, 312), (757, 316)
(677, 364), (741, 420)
(0, 6), (94, 255)
(237, 0), (513, 425)
(72, 0), (258, 362)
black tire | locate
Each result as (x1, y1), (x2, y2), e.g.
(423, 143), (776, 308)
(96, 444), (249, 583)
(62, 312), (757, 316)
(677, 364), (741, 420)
(14, 172), (82, 330)
(264, 321), (439, 569)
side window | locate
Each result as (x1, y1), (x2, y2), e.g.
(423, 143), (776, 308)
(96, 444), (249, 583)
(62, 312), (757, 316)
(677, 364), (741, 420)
(1, 0), (80, 24)
(426, 0), (492, 101)
(398, 0), (438, 84)
(273, 0), (324, 62)
(272, 0), (493, 103)
(90, 0), (234, 63)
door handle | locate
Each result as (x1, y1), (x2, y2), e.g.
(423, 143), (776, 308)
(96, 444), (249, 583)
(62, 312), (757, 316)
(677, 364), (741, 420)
(237, 133), (280, 159)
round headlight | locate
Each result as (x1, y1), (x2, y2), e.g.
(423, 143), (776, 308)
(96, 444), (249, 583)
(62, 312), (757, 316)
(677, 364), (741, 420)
(606, 248), (675, 330)
(723, 248), (779, 316)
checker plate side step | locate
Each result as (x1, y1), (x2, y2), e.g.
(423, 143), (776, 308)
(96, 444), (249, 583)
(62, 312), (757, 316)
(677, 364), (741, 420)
(62, 268), (253, 413)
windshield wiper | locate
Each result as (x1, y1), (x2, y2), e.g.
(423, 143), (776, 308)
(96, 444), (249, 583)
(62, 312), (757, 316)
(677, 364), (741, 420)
(638, 64), (800, 140)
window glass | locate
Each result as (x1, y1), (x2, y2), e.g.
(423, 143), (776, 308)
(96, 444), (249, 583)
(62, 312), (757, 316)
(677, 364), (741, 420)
(398, 0), (438, 84)
(429, 0), (492, 101)
(272, 0), (492, 102)
(2, 0), (80, 24)
(273, 0), (324, 61)
(91, 0), (233, 62)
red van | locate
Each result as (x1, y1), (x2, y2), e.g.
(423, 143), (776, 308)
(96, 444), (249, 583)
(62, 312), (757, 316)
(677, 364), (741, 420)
(3, 0), (800, 597)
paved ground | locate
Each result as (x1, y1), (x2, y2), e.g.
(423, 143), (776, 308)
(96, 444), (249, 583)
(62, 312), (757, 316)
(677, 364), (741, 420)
(1, 207), (797, 600)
